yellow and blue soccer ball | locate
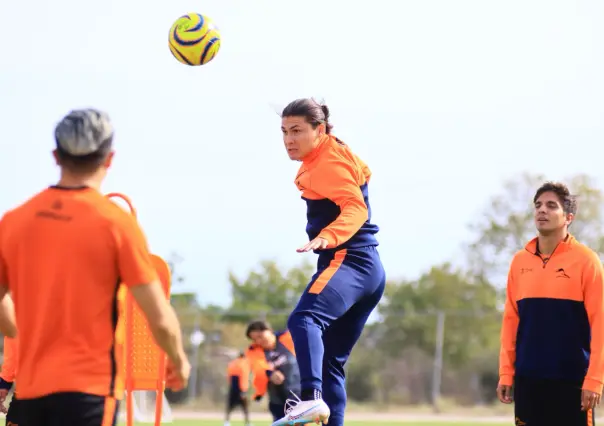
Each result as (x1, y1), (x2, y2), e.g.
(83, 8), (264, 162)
(169, 13), (221, 66)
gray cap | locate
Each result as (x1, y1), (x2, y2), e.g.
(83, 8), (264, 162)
(55, 108), (114, 156)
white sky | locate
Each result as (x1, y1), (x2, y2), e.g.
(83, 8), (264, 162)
(1, 0), (602, 306)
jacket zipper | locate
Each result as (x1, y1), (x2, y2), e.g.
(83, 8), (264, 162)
(532, 242), (562, 269)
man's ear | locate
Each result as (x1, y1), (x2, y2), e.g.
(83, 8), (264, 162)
(103, 151), (115, 169)
(317, 123), (326, 136)
(52, 149), (60, 166)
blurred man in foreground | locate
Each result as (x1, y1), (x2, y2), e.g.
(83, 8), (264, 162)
(0, 108), (190, 426)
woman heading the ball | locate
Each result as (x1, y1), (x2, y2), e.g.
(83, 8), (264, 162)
(272, 99), (386, 426)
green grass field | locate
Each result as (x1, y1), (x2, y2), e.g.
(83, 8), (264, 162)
(126, 420), (510, 426)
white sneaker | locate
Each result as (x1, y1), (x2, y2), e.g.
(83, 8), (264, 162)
(271, 392), (330, 425)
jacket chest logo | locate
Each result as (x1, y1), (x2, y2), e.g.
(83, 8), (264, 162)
(518, 265), (572, 280)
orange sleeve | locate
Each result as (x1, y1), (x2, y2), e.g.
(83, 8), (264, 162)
(582, 252), (604, 394)
(247, 350), (271, 399)
(499, 264), (519, 386)
(311, 159), (368, 248)
(1, 336), (17, 383)
(114, 216), (158, 287)
(253, 359), (270, 398)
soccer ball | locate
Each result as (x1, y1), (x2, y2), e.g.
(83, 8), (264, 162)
(168, 13), (221, 66)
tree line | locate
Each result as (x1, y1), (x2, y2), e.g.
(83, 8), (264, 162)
(164, 173), (604, 407)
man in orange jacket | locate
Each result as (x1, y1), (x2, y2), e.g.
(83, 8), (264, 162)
(498, 182), (604, 425)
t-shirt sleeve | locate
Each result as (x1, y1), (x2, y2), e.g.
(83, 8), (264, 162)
(114, 215), (158, 287)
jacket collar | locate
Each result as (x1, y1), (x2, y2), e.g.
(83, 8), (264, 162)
(524, 233), (575, 255)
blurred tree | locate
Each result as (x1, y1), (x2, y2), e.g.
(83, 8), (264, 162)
(226, 259), (314, 328)
(378, 263), (500, 368)
(467, 172), (604, 282)
(373, 264), (501, 405)
(345, 323), (386, 403)
(166, 251), (185, 286)
(170, 292), (198, 309)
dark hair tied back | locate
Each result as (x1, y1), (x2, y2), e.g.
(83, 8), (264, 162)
(282, 98), (334, 134)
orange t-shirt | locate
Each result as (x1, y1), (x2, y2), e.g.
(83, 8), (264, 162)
(0, 186), (158, 400)
(226, 357), (251, 393)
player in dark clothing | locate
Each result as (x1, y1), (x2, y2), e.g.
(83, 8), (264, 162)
(224, 352), (251, 426)
(245, 321), (301, 421)
(0, 335), (19, 426)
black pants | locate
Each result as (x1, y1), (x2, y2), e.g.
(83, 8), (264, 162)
(515, 376), (595, 426)
(5, 395), (20, 426)
(19, 392), (119, 426)
(269, 402), (285, 421)
(225, 392), (249, 422)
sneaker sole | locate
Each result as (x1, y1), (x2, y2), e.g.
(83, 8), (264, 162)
(284, 414), (329, 426)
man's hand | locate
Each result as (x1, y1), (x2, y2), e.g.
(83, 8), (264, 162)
(165, 358), (191, 391)
(496, 384), (513, 404)
(581, 389), (601, 411)
(0, 290), (16, 338)
(0, 389), (8, 404)
(270, 370), (285, 385)
(0, 389), (7, 414)
(297, 237), (328, 253)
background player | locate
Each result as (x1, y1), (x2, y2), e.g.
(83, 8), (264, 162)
(224, 352), (252, 426)
(498, 182), (604, 425)
(0, 296), (16, 426)
(0, 334), (18, 426)
(245, 320), (301, 422)
(272, 98), (386, 426)
(0, 108), (190, 426)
